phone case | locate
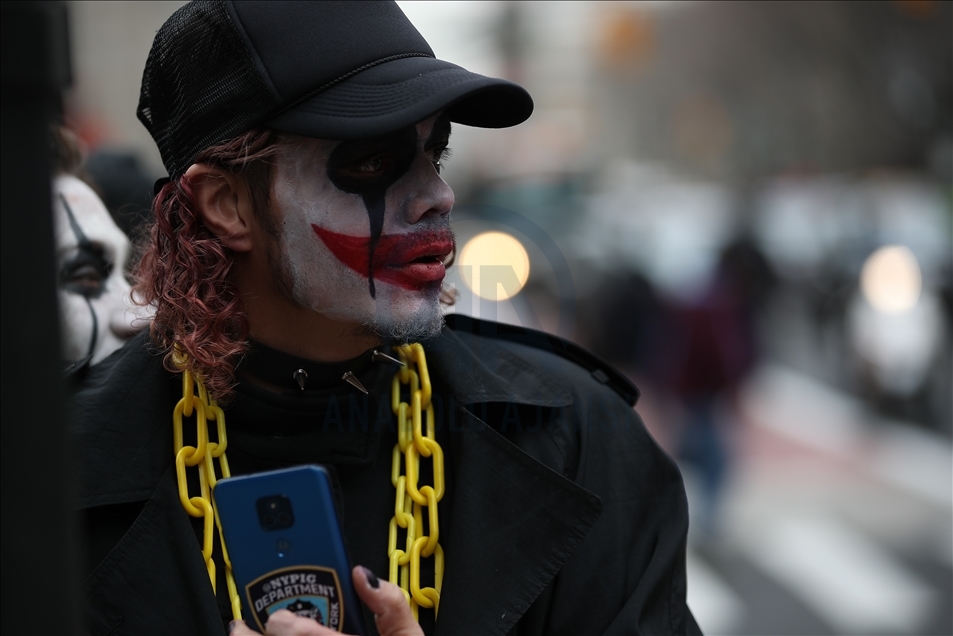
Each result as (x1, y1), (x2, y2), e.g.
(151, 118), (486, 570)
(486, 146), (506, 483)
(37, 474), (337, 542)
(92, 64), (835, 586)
(213, 465), (366, 634)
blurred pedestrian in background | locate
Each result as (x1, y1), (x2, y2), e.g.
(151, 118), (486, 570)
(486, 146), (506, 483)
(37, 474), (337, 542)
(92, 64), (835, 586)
(589, 270), (665, 379)
(663, 237), (775, 537)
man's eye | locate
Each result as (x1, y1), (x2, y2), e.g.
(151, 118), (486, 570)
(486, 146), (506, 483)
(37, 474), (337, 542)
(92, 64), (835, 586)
(431, 146), (451, 174)
(61, 260), (109, 297)
(357, 156), (385, 173)
(341, 155), (393, 178)
(59, 243), (112, 298)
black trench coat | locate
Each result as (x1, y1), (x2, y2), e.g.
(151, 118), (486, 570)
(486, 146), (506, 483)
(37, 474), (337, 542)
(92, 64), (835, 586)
(71, 315), (701, 635)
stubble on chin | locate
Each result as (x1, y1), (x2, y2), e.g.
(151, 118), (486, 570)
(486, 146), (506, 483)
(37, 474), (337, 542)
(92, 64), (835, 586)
(357, 284), (445, 344)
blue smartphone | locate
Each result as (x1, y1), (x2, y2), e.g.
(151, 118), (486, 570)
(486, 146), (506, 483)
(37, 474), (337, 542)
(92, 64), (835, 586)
(213, 465), (366, 634)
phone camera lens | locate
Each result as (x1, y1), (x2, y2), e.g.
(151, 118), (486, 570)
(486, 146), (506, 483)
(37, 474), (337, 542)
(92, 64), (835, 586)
(257, 494), (294, 531)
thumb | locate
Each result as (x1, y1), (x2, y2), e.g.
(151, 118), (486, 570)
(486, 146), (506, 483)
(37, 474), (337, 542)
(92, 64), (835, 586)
(351, 566), (423, 636)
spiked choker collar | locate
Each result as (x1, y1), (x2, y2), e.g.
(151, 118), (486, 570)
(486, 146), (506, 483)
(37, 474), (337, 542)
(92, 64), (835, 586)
(236, 340), (403, 394)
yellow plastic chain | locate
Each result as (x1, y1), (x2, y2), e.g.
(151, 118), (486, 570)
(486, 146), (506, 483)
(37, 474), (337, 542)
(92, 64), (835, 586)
(172, 355), (243, 621)
(389, 343), (445, 621)
(175, 343), (444, 627)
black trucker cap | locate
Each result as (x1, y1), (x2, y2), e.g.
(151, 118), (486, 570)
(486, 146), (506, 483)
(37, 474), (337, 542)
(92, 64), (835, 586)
(138, 0), (534, 178)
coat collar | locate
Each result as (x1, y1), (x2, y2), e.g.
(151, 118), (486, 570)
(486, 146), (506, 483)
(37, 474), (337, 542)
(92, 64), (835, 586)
(425, 322), (573, 408)
(72, 325), (573, 508)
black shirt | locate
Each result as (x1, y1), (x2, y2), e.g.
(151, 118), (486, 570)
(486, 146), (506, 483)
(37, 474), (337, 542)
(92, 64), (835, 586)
(221, 341), (452, 634)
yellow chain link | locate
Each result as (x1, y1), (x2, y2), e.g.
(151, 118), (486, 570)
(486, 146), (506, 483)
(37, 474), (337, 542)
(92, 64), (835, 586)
(174, 343), (444, 627)
(388, 343), (445, 621)
(172, 355), (242, 621)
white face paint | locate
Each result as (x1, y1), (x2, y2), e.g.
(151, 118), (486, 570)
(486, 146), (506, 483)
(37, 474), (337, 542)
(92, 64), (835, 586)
(270, 114), (455, 341)
(53, 175), (150, 364)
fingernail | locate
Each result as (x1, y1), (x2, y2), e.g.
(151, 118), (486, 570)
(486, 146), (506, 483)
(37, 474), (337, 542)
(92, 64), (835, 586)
(361, 566), (380, 589)
(228, 620), (238, 634)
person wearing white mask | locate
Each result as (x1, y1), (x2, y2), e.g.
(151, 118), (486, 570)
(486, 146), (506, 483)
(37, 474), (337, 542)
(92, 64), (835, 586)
(51, 127), (150, 369)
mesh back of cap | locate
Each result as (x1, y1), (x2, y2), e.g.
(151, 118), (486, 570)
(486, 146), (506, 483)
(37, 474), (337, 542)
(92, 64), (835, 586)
(137, 1), (280, 178)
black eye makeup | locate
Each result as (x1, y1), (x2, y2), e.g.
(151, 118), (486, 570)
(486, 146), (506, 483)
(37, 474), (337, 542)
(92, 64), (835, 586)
(57, 192), (113, 298)
(324, 114), (453, 298)
(326, 126), (418, 298)
(327, 126), (418, 191)
(356, 156), (387, 174)
(60, 244), (111, 299)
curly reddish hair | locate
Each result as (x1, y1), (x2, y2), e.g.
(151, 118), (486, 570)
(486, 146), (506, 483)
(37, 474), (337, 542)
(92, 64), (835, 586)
(135, 128), (283, 401)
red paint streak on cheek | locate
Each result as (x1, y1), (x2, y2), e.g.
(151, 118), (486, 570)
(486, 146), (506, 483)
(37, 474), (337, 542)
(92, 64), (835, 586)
(311, 224), (371, 277)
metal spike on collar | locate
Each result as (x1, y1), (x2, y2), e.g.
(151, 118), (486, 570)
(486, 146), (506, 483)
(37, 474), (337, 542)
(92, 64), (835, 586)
(293, 368), (308, 391)
(371, 350), (405, 366)
(342, 371), (368, 394)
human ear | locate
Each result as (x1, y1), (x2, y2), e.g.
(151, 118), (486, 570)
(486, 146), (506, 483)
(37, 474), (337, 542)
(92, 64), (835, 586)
(184, 163), (255, 252)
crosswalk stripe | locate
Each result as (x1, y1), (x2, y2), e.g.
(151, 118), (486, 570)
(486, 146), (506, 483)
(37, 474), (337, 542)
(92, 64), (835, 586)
(740, 513), (936, 634)
(686, 547), (746, 635)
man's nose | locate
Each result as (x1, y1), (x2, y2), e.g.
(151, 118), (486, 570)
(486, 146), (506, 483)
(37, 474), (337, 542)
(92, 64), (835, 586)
(402, 155), (454, 224)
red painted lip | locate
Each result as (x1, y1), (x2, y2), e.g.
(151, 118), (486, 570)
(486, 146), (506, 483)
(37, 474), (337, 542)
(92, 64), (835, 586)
(312, 225), (454, 290)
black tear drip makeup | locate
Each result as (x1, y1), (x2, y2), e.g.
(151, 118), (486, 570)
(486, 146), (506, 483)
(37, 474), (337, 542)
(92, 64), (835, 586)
(326, 127), (418, 298)
(59, 192), (106, 358)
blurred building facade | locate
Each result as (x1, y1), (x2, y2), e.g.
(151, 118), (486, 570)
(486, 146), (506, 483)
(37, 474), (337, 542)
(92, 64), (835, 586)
(450, 0), (953, 435)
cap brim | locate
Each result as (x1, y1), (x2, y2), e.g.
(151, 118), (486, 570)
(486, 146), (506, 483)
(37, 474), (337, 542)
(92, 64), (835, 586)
(265, 56), (533, 139)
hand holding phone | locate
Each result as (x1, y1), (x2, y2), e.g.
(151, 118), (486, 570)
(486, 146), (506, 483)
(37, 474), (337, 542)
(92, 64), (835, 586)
(228, 565), (423, 636)
(214, 466), (366, 634)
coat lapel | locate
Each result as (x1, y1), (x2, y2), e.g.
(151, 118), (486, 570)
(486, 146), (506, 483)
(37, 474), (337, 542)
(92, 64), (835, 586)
(436, 408), (602, 635)
(427, 328), (603, 635)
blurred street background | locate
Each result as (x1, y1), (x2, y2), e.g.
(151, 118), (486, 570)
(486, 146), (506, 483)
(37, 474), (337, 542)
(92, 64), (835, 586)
(64, 2), (952, 634)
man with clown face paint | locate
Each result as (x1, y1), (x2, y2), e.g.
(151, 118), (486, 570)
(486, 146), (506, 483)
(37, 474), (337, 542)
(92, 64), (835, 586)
(71, 3), (700, 636)
(197, 113), (456, 365)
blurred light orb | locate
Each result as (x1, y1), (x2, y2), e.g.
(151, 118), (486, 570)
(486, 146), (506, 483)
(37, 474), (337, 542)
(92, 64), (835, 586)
(459, 231), (530, 301)
(860, 245), (921, 314)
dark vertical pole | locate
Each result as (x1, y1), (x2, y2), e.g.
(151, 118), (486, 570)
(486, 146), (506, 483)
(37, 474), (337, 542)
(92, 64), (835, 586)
(1, 2), (81, 634)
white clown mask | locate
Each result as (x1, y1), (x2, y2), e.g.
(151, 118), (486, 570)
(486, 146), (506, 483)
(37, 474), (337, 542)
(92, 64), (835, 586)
(52, 174), (150, 365)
